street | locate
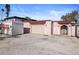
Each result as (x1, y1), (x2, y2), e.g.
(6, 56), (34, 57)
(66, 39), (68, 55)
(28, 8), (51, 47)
(0, 34), (79, 55)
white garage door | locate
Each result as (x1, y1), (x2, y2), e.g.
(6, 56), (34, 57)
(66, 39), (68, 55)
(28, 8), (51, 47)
(12, 22), (23, 35)
(31, 24), (45, 34)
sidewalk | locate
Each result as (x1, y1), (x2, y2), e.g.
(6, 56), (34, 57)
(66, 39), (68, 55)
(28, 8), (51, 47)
(0, 34), (9, 40)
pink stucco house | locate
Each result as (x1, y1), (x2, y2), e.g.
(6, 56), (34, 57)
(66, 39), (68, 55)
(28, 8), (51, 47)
(24, 20), (79, 37)
(1, 16), (79, 37)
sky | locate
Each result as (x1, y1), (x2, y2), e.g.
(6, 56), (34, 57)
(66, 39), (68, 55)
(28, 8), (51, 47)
(0, 4), (79, 20)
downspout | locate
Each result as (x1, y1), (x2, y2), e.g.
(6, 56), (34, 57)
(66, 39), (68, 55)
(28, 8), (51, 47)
(51, 21), (53, 35)
(75, 20), (77, 37)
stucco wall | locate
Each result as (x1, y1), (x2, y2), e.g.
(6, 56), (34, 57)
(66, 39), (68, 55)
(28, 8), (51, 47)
(77, 26), (79, 37)
(67, 24), (75, 36)
(24, 22), (31, 33)
(44, 21), (52, 35)
(3, 19), (13, 35)
(52, 22), (75, 36)
(53, 22), (60, 35)
(67, 24), (71, 36)
(24, 22), (31, 28)
(71, 26), (75, 36)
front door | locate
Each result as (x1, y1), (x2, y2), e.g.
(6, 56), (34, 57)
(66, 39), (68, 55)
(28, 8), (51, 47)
(61, 25), (68, 35)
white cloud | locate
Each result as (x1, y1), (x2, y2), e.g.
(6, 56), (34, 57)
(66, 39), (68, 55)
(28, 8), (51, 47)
(49, 10), (70, 20)
(49, 10), (68, 16)
(10, 7), (73, 21)
(50, 10), (61, 16)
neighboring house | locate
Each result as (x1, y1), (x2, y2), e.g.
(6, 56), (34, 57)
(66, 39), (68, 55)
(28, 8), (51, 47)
(1, 16), (36, 35)
(1, 16), (24, 35)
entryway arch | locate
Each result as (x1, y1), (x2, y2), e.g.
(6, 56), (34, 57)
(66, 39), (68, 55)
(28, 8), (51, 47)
(60, 25), (68, 35)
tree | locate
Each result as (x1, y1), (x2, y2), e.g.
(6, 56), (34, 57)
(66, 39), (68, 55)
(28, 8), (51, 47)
(61, 10), (78, 21)
(1, 9), (4, 12)
(25, 16), (31, 20)
(5, 4), (10, 18)
(61, 15), (66, 20)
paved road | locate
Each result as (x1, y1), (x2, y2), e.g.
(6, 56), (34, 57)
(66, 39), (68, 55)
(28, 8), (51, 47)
(0, 34), (79, 55)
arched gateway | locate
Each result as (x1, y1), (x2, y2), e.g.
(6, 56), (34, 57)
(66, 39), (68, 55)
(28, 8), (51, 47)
(60, 25), (68, 35)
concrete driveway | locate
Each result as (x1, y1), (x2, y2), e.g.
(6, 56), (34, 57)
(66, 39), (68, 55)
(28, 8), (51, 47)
(0, 34), (79, 55)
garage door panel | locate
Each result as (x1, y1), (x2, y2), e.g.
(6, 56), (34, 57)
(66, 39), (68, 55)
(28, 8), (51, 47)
(31, 25), (45, 34)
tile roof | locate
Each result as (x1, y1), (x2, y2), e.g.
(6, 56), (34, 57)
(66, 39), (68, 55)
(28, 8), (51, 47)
(58, 21), (72, 24)
(4, 16), (36, 21)
(53, 20), (76, 24)
(4, 16), (26, 20)
(29, 21), (46, 24)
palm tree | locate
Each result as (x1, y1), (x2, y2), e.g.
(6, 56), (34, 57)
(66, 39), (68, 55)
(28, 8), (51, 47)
(1, 9), (4, 12)
(5, 4), (10, 18)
